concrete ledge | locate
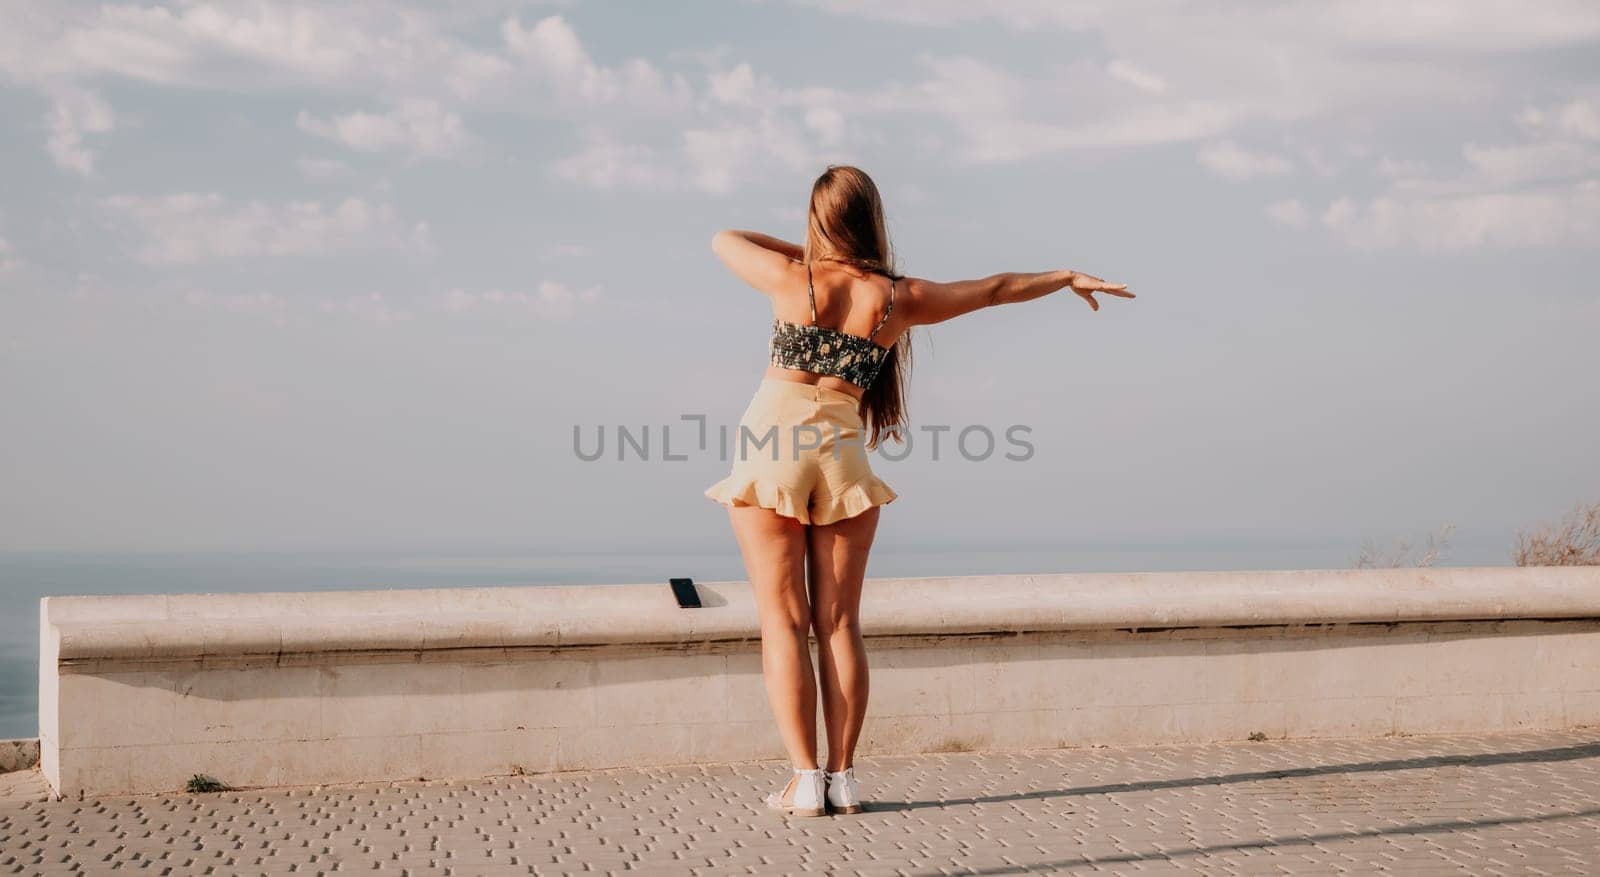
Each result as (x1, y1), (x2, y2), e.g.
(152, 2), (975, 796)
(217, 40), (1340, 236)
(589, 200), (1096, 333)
(43, 567), (1600, 664)
(37, 568), (1600, 798)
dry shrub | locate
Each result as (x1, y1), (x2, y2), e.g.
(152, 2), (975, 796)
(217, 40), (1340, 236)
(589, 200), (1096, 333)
(1353, 523), (1455, 569)
(1514, 501), (1600, 566)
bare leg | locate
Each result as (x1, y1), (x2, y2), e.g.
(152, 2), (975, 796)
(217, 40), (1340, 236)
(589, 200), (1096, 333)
(806, 505), (879, 773)
(727, 505), (818, 770)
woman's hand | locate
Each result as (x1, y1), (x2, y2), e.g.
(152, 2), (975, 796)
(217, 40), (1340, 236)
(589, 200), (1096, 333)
(1066, 271), (1134, 311)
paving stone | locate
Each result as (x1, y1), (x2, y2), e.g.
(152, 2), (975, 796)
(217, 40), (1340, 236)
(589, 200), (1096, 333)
(3, 729), (1600, 874)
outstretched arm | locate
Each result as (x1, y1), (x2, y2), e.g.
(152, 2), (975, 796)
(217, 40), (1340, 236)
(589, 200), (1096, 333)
(900, 269), (1132, 326)
(710, 229), (804, 295)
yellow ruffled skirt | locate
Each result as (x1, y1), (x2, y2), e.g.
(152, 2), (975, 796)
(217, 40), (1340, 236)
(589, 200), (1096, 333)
(705, 379), (897, 525)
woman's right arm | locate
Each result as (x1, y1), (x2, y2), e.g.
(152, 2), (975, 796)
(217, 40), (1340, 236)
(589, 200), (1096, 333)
(710, 229), (804, 295)
(901, 270), (1133, 326)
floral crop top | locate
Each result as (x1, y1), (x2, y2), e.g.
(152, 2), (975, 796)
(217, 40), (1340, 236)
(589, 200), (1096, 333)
(769, 262), (895, 388)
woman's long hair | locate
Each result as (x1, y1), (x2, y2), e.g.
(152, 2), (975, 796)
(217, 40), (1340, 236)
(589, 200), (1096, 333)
(803, 165), (911, 448)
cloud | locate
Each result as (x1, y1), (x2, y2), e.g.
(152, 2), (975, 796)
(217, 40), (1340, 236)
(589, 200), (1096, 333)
(1320, 183), (1600, 250)
(553, 110), (826, 195)
(1557, 99), (1600, 140)
(551, 134), (681, 191)
(1106, 59), (1167, 95)
(183, 289), (289, 321)
(1456, 140), (1600, 189)
(1, 3), (509, 174)
(316, 291), (412, 323)
(296, 99), (470, 158)
(4, 3), (510, 96)
(43, 84), (116, 174)
(1198, 141), (1295, 181)
(804, 106), (845, 146)
(1282, 98), (1600, 250)
(1518, 98), (1600, 142)
(770, 0), (1600, 168)
(99, 193), (424, 264)
(443, 282), (600, 318)
(1264, 199), (1309, 228)
(1312, 1), (1600, 52)
(501, 15), (691, 112)
(782, 0), (1600, 49)
(709, 63), (759, 105)
(683, 116), (819, 194)
(849, 55), (1238, 163)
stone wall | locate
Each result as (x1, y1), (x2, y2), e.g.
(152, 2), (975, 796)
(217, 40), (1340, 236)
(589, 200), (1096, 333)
(37, 567), (1600, 798)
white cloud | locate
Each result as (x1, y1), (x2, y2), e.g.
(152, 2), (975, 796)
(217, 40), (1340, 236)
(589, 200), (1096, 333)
(1, 4), (509, 173)
(683, 116), (818, 194)
(183, 289), (289, 320)
(858, 55), (1238, 163)
(1519, 98), (1600, 142)
(708, 63), (759, 105)
(43, 84), (116, 174)
(1264, 199), (1309, 228)
(297, 99), (470, 158)
(1457, 140), (1600, 189)
(5, 3), (510, 96)
(443, 282), (600, 318)
(1303, 97), (1600, 250)
(553, 110), (826, 195)
(1320, 183), (1600, 250)
(771, 0), (1600, 169)
(316, 292), (412, 323)
(804, 106), (845, 146)
(1556, 99), (1600, 140)
(783, 0), (1600, 49)
(100, 193), (424, 264)
(1198, 141), (1294, 181)
(501, 15), (691, 111)
(1314, 1), (1600, 52)
(1106, 59), (1167, 94)
(551, 134), (680, 191)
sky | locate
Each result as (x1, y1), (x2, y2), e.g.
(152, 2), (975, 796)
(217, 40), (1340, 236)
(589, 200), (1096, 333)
(0, 1), (1597, 563)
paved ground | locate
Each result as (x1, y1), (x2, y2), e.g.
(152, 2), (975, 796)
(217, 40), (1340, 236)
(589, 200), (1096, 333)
(3, 729), (1599, 875)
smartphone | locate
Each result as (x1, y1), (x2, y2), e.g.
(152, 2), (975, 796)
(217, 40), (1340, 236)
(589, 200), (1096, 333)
(669, 577), (701, 608)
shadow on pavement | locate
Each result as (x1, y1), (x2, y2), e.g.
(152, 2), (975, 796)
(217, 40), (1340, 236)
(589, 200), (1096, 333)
(881, 738), (1600, 811)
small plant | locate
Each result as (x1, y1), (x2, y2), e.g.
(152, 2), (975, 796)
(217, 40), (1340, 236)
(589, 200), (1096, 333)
(1247, 731), (1268, 742)
(1353, 523), (1455, 569)
(186, 773), (230, 793)
(1515, 501), (1600, 566)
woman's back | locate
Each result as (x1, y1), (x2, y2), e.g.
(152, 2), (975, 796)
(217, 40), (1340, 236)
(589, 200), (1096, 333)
(764, 261), (904, 395)
(784, 262), (901, 345)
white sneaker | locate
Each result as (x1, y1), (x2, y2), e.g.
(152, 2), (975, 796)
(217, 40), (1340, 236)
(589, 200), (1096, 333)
(825, 767), (862, 814)
(765, 768), (826, 817)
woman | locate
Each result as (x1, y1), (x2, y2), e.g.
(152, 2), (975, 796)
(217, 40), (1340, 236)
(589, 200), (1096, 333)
(705, 165), (1133, 817)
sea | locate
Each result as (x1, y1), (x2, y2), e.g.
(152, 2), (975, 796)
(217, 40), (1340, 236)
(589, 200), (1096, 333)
(0, 533), (1515, 739)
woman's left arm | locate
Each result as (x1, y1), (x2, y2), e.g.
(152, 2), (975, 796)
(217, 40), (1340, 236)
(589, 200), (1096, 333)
(711, 229), (804, 294)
